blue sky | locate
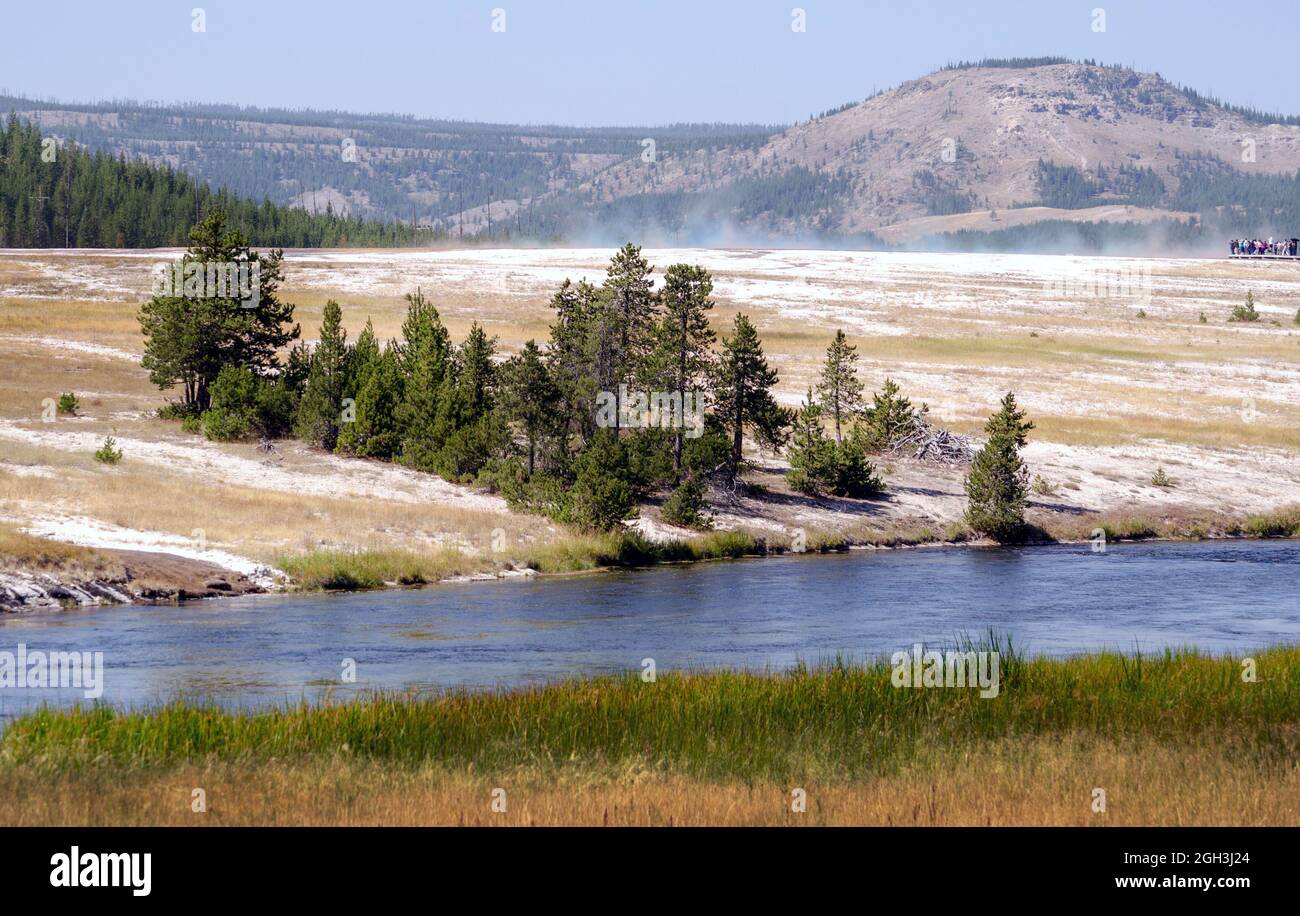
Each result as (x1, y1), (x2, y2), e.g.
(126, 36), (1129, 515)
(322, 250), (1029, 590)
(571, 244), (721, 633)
(3, 1), (1297, 125)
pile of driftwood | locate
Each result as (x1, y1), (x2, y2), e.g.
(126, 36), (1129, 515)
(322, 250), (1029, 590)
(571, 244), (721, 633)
(884, 407), (975, 465)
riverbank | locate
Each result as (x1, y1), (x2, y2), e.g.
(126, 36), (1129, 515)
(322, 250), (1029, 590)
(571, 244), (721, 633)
(3, 645), (1296, 825)
(278, 502), (1300, 593)
(5, 502), (1299, 607)
(0, 525), (264, 612)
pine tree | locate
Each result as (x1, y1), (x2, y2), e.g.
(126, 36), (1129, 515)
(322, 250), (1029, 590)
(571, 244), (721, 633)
(712, 314), (788, 484)
(500, 340), (561, 475)
(859, 378), (917, 451)
(565, 428), (637, 529)
(138, 211), (299, 411)
(786, 389), (837, 495)
(660, 474), (712, 530)
(457, 322), (497, 420)
(395, 289), (449, 381)
(598, 243), (657, 425)
(295, 300), (348, 449)
(649, 263), (717, 475)
(546, 278), (602, 444)
(964, 392), (1035, 543)
(344, 318), (380, 405)
(337, 346), (402, 459)
(816, 329), (863, 443)
(396, 290), (451, 469)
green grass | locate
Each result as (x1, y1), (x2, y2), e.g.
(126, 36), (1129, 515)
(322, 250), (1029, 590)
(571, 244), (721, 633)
(279, 530), (766, 591)
(1098, 517), (1162, 541)
(279, 507), (1300, 591)
(278, 546), (471, 590)
(5, 642), (1296, 782)
(1243, 506), (1300, 538)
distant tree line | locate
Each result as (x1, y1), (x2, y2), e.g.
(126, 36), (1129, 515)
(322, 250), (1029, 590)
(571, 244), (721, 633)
(2, 98), (777, 226)
(0, 115), (434, 248)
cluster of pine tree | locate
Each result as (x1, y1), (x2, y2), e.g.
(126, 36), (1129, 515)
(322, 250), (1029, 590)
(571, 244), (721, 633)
(0, 116), (430, 248)
(785, 331), (914, 499)
(142, 228), (807, 531)
(142, 216), (1039, 540)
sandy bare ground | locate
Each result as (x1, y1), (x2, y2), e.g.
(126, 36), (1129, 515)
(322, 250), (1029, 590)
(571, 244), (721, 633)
(1, 247), (1297, 574)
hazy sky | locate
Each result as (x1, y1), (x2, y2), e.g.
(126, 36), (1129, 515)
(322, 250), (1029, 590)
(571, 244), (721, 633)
(3, 1), (1297, 125)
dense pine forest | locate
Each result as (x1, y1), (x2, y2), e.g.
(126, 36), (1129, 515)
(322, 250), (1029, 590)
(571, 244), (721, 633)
(0, 115), (430, 248)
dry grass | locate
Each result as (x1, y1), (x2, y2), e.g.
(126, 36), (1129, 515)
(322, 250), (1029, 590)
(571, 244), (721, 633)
(0, 522), (122, 577)
(2, 735), (1293, 826)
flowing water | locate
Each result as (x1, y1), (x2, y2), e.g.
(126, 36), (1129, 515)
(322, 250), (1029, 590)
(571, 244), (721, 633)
(1, 540), (1296, 719)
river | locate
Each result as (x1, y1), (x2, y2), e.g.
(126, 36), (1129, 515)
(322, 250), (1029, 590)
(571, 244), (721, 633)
(0, 540), (1296, 719)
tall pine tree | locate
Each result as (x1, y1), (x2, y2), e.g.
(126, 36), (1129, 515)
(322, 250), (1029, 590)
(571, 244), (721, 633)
(713, 314), (788, 484)
(138, 211), (298, 411)
(816, 329), (863, 444)
(598, 243), (657, 427)
(650, 263), (717, 475)
(396, 289), (451, 469)
(501, 340), (561, 475)
(295, 300), (348, 450)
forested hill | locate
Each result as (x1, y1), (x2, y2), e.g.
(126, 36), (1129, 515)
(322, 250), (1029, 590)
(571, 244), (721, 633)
(0, 115), (427, 248)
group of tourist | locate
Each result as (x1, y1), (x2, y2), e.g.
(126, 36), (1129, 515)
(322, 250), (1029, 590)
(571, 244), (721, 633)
(1230, 237), (1300, 256)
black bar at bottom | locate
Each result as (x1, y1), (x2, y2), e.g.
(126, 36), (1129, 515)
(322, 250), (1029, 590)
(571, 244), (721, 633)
(0, 826), (1285, 900)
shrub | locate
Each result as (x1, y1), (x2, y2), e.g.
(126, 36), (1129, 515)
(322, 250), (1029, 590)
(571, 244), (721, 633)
(625, 427), (677, 494)
(786, 392), (883, 499)
(681, 415), (732, 477)
(474, 456), (526, 495)
(157, 402), (198, 421)
(202, 407), (252, 442)
(831, 440), (884, 498)
(201, 365), (295, 442)
(1229, 291), (1260, 323)
(1150, 467), (1175, 488)
(432, 414), (512, 482)
(661, 476), (712, 530)
(1031, 475), (1057, 496)
(502, 471), (570, 519)
(564, 430), (637, 530)
(786, 393), (837, 495)
(93, 435), (122, 465)
(55, 393), (79, 416)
